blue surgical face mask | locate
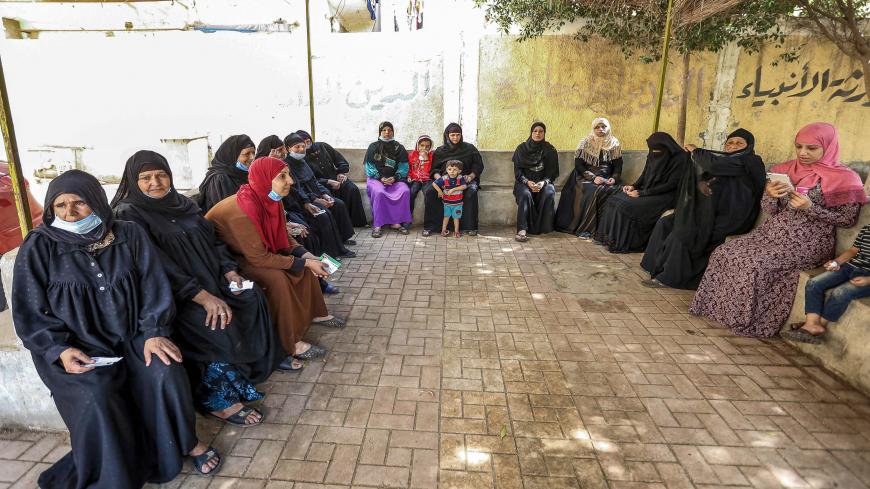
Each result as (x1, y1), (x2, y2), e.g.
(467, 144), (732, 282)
(144, 187), (173, 199)
(379, 136), (394, 142)
(288, 151), (306, 160)
(235, 161), (249, 172)
(51, 212), (103, 235)
(267, 190), (283, 201)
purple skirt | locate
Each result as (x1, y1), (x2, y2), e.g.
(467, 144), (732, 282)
(367, 178), (412, 228)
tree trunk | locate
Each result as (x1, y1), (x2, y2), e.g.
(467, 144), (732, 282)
(676, 51), (691, 144)
(862, 57), (870, 105)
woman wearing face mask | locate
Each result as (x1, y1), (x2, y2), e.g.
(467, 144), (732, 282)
(511, 122), (560, 242)
(112, 151), (291, 428)
(593, 132), (689, 253)
(691, 123), (866, 338)
(364, 121), (412, 237)
(197, 134), (257, 212)
(640, 129), (766, 290)
(284, 133), (357, 256)
(423, 123), (485, 237)
(555, 117), (624, 238)
(297, 130), (368, 228)
(206, 157), (345, 366)
(12, 170), (223, 485)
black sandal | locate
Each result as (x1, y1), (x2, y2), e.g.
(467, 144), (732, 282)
(209, 406), (264, 427)
(313, 317), (346, 329)
(371, 228), (384, 238)
(397, 227), (409, 235)
(781, 328), (825, 344)
(294, 344), (327, 360)
(422, 230), (432, 237)
(191, 446), (222, 476)
(515, 233), (528, 242)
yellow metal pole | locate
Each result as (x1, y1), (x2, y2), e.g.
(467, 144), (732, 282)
(652, 0), (674, 133)
(305, 0), (316, 140)
(0, 55), (33, 238)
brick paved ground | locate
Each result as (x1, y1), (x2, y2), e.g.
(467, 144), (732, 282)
(2, 228), (870, 488)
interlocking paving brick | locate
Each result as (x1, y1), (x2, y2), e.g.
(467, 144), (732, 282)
(5, 229), (870, 488)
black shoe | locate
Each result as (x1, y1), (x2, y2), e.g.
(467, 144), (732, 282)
(277, 356), (304, 371)
(345, 239), (357, 246)
(339, 250), (357, 258)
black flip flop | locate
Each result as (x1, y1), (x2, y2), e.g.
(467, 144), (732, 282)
(209, 406), (264, 427)
(313, 317), (346, 329)
(781, 328), (825, 344)
(294, 344), (328, 360)
(191, 446), (222, 476)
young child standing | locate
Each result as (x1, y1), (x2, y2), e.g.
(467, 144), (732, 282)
(433, 160), (467, 237)
(407, 135), (433, 217)
(783, 222), (870, 344)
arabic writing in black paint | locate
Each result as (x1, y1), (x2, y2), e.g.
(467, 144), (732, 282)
(737, 64), (870, 107)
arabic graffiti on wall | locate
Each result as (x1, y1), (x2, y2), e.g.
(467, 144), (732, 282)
(737, 64), (869, 107)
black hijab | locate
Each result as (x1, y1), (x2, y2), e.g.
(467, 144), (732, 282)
(36, 170), (113, 246)
(111, 150), (200, 217)
(726, 128), (755, 147)
(635, 132), (686, 189)
(512, 122), (557, 169)
(369, 121), (405, 161)
(213, 135), (255, 172)
(433, 122), (478, 161)
(256, 135), (284, 159)
(284, 132), (306, 150)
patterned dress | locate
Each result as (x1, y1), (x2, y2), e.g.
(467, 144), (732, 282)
(689, 184), (861, 337)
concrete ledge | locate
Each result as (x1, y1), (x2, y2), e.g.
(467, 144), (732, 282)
(0, 247), (65, 431)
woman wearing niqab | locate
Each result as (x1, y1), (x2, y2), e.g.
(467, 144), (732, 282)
(593, 132), (688, 253)
(13, 170), (220, 487)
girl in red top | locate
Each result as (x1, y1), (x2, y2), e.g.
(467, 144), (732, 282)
(407, 135), (433, 220)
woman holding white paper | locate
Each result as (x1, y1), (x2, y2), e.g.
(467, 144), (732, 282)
(690, 123), (867, 337)
(206, 157), (345, 367)
(13, 170), (222, 485)
(112, 150), (291, 428)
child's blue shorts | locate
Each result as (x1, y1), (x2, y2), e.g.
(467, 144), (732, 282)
(444, 203), (463, 219)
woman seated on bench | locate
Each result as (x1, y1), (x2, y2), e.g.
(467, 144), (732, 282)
(690, 122), (866, 338)
(783, 222), (870, 343)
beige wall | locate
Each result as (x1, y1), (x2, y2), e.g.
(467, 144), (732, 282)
(476, 33), (869, 168)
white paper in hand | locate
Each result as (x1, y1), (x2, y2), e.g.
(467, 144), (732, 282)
(229, 280), (255, 292)
(84, 356), (123, 368)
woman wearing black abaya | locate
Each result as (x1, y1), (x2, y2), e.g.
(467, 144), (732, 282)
(640, 129), (766, 289)
(297, 130), (368, 227)
(197, 134), (256, 212)
(284, 133), (357, 257)
(12, 170), (221, 487)
(422, 123), (485, 236)
(593, 132), (688, 253)
(512, 122), (560, 241)
(112, 150), (293, 426)
(555, 117), (624, 238)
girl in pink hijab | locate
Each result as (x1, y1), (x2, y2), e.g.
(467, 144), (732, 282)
(690, 122), (866, 338)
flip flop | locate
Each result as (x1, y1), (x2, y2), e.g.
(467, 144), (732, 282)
(780, 328), (825, 344)
(190, 446), (222, 476)
(313, 317), (346, 329)
(641, 278), (668, 289)
(515, 233), (528, 242)
(294, 344), (328, 360)
(371, 228), (384, 238)
(398, 227), (409, 235)
(209, 407), (264, 427)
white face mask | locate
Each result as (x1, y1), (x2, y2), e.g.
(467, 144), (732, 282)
(288, 151), (306, 160)
(51, 212), (103, 234)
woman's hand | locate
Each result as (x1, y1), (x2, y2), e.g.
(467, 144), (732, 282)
(59, 347), (95, 374)
(850, 276), (870, 287)
(593, 176), (605, 185)
(765, 181), (791, 199)
(433, 173), (441, 180)
(684, 144), (698, 152)
(304, 259), (329, 278)
(337, 174), (348, 184)
(526, 180), (537, 191)
(626, 190), (641, 198)
(225, 270), (245, 295)
(380, 177), (394, 186)
(192, 290), (233, 330)
(606, 178), (616, 185)
(305, 203), (320, 216)
(315, 197), (334, 208)
(788, 192), (812, 210)
(327, 179), (341, 190)
(622, 185), (635, 194)
(287, 221), (309, 238)
(824, 260), (841, 272)
(143, 337), (183, 367)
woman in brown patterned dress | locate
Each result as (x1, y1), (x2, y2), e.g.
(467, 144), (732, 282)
(689, 123), (866, 337)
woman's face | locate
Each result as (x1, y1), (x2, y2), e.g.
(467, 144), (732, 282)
(593, 123), (608, 137)
(418, 140), (432, 153)
(289, 142), (306, 154)
(137, 169), (171, 198)
(530, 126), (545, 142)
(380, 126), (394, 139)
(448, 132), (462, 144)
(52, 193), (92, 222)
(795, 141), (824, 165)
(270, 145), (288, 160)
(271, 167), (294, 197)
(238, 146), (256, 166)
(723, 137), (748, 153)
